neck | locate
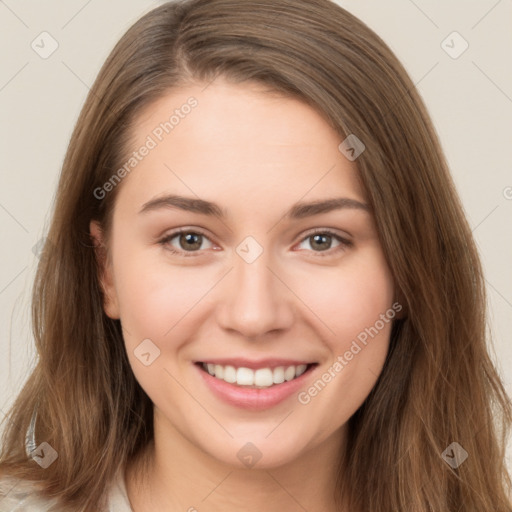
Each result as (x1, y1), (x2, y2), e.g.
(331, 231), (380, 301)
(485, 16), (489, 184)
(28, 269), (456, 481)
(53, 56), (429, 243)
(125, 411), (350, 512)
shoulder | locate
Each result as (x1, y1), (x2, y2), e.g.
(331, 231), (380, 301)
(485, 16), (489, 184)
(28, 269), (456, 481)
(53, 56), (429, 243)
(108, 468), (134, 511)
(0, 474), (60, 511)
(0, 470), (133, 512)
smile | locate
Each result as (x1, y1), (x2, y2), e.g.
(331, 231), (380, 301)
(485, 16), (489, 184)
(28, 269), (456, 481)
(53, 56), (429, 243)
(198, 362), (315, 389)
(194, 360), (319, 411)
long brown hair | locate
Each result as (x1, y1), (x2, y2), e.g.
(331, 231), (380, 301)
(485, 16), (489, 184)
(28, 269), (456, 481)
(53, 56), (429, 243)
(1, 0), (511, 510)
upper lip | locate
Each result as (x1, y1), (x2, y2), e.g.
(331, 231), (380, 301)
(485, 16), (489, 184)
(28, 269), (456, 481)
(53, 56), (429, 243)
(195, 358), (317, 370)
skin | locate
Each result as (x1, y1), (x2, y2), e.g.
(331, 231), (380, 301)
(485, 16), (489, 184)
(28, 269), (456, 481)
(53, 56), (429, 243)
(90, 77), (396, 512)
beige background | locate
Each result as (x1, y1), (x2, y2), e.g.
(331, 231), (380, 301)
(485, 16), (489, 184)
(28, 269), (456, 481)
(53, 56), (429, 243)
(1, 0), (511, 472)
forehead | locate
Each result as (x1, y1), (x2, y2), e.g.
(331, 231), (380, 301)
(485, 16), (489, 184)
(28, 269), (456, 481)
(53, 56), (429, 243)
(117, 78), (366, 211)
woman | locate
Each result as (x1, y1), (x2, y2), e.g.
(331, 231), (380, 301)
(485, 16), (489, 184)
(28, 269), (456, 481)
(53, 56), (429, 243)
(1, 0), (511, 510)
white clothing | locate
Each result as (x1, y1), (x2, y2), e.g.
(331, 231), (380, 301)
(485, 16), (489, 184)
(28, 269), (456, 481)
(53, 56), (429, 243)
(0, 469), (133, 511)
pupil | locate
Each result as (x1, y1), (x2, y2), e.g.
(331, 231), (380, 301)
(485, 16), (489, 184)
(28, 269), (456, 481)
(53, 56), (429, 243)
(312, 234), (330, 251)
(177, 233), (332, 252)
(181, 233), (201, 250)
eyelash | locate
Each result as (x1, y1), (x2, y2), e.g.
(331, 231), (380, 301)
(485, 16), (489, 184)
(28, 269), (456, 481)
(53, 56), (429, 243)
(158, 228), (353, 258)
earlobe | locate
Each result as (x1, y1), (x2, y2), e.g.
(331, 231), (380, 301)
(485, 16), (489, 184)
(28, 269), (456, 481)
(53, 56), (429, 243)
(89, 220), (120, 320)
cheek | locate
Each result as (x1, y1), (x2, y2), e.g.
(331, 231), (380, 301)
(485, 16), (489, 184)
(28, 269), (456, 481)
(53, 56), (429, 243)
(112, 250), (213, 348)
(294, 253), (395, 420)
(112, 253), (214, 398)
(291, 248), (395, 344)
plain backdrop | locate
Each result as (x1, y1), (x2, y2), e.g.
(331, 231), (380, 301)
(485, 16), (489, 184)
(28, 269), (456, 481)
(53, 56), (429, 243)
(1, 0), (511, 473)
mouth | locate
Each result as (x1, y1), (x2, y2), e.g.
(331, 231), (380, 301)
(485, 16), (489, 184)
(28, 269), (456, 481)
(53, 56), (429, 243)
(194, 361), (319, 389)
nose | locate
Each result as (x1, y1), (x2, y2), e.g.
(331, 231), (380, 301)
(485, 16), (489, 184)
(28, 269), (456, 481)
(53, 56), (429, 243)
(215, 246), (295, 339)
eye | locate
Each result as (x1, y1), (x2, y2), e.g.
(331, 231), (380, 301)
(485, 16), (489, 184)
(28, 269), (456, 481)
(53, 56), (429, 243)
(295, 229), (352, 256)
(158, 228), (215, 257)
(158, 227), (352, 258)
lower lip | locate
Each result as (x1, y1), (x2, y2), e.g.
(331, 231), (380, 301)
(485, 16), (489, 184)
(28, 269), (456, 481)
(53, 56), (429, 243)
(194, 363), (318, 411)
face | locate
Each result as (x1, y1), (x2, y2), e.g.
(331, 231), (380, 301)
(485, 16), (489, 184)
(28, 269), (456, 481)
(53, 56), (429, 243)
(91, 77), (396, 469)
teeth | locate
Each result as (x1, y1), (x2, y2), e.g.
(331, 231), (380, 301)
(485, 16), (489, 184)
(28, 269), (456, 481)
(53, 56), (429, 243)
(201, 363), (309, 388)
(223, 365), (236, 383)
(237, 367), (255, 386)
(284, 366), (295, 381)
(214, 364), (224, 379)
(296, 364), (308, 377)
(255, 368), (273, 387)
(273, 366), (285, 384)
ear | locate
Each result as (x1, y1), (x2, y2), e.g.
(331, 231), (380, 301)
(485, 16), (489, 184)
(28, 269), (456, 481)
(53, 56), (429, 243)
(89, 220), (120, 320)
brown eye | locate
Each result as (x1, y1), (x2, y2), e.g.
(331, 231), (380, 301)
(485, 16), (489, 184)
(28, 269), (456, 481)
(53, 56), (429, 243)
(159, 229), (214, 256)
(177, 232), (203, 251)
(308, 233), (334, 251)
(296, 230), (352, 256)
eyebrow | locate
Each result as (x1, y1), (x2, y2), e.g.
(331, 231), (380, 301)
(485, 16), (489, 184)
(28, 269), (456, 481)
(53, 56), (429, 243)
(139, 194), (370, 219)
